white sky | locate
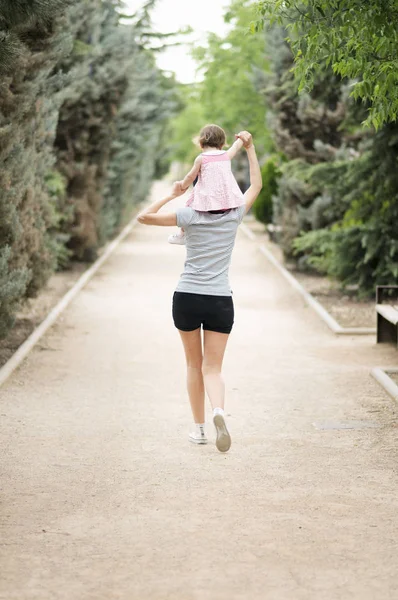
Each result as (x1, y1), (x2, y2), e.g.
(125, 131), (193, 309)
(122, 0), (231, 83)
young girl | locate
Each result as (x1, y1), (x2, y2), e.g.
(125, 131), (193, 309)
(168, 124), (245, 244)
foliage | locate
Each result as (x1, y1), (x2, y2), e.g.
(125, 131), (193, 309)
(0, 0), (180, 338)
(168, 87), (205, 164)
(254, 0), (398, 129)
(262, 26), (367, 258)
(102, 63), (180, 241)
(246, 3), (398, 297)
(0, 0), (74, 71)
(293, 223), (398, 298)
(0, 246), (31, 338)
(292, 123), (398, 296)
(253, 154), (283, 224)
(170, 0), (271, 174)
(53, 1), (180, 260)
(44, 170), (73, 270)
(54, 1), (133, 260)
(193, 0), (270, 150)
(0, 0), (75, 335)
(264, 26), (367, 162)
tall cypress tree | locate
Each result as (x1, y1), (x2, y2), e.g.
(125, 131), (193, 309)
(54, 0), (179, 260)
(265, 27), (367, 258)
(0, 0), (74, 337)
(0, 0), (180, 339)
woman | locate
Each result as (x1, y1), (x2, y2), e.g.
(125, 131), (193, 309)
(138, 131), (262, 452)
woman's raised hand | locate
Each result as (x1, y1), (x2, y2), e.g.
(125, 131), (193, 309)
(235, 131), (253, 149)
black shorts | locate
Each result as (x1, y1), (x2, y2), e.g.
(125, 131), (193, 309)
(172, 292), (234, 334)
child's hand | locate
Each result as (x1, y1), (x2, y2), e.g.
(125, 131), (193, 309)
(171, 181), (186, 197)
(176, 180), (188, 193)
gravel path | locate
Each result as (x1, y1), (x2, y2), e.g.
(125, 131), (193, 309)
(1, 183), (398, 600)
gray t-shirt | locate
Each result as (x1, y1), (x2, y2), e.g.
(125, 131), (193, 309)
(175, 205), (246, 296)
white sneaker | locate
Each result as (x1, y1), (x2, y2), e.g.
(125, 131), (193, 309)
(213, 410), (231, 453)
(189, 425), (208, 445)
(168, 231), (186, 245)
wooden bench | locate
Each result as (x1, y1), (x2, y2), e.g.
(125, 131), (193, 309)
(376, 285), (398, 347)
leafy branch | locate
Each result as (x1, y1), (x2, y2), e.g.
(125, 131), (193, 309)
(254, 0), (398, 128)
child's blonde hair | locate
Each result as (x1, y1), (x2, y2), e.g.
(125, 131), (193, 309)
(194, 124), (226, 149)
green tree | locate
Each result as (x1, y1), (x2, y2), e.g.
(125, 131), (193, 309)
(194, 0), (270, 150)
(260, 26), (367, 256)
(0, 0), (180, 339)
(102, 57), (180, 240)
(247, 2), (398, 296)
(253, 154), (283, 224)
(169, 86), (205, 164)
(54, 0), (180, 260)
(169, 0), (271, 188)
(0, 0), (74, 336)
(255, 0), (398, 128)
(54, 0), (136, 260)
(293, 123), (398, 296)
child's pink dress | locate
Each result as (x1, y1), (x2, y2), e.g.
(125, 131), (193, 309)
(186, 151), (244, 211)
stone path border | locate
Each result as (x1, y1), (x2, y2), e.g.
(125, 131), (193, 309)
(371, 367), (398, 403)
(0, 213), (139, 389)
(240, 221), (376, 336)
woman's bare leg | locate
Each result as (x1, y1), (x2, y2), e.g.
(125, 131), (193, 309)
(202, 330), (230, 410)
(178, 328), (205, 423)
(203, 330), (231, 452)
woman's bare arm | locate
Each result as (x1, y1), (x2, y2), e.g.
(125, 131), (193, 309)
(137, 184), (183, 226)
(243, 145), (262, 213)
(235, 131), (262, 214)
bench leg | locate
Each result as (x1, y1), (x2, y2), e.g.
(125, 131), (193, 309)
(377, 314), (398, 346)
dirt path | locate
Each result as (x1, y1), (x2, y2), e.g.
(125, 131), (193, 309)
(1, 183), (398, 600)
